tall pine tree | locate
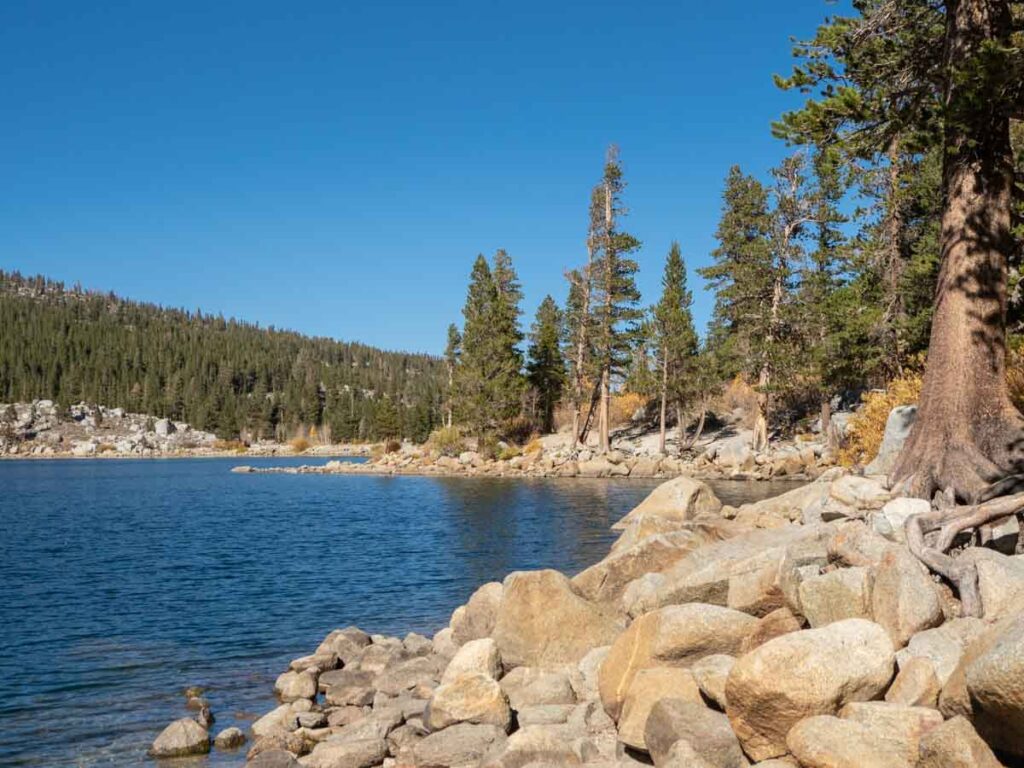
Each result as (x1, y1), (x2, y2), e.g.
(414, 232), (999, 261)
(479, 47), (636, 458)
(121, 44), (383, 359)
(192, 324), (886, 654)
(653, 242), (698, 454)
(526, 296), (565, 434)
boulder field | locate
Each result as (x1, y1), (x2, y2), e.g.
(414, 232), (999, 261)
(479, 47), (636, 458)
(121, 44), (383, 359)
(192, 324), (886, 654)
(156, 471), (1024, 767)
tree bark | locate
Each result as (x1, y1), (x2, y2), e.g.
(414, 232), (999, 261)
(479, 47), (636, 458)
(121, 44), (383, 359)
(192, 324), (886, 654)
(820, 396), (831, 437)
(892, 0), (1024, 502)
(599, 367), (610, 454)
(658, 354), (668, 455)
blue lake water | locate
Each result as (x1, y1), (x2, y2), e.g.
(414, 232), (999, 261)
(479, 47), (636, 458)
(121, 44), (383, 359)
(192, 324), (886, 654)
(0, 457), (795, 766)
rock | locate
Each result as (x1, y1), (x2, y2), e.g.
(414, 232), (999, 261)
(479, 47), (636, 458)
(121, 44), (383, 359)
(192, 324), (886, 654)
(898, 617), (986, 689)
(964, 612), (1024, 757)
(252, 703), (297, 739)
(275, 669), (318, 701)
(689, 654), (735, 710)
(412, 722), (508, 768)
(617, 667), (703, 750)
(916, 715), (1003, 768)
(870, 497), (931, 543)
(404, 632), (434, 656)
(611, 476), (722, 530)
(724, 618), (896, 762)
(425, 672), (512, 732)
(797, 567), (872, 628)
(320, 669), (377, 707)
(599, 603), (759, 720)
(578, 457), (615, 478)
(828, 474), (891, 511)
(500, 667), (576, 710)
(885, 656), (941, 708)
(479, 725), (587, 767)
(740, 606), (804, 654)
(317, 627), (372, 665)
(443, 638), (502, 684)
(290, 652), (338, 673)
(154, 417), (176, 436)
(295, 711), (327, 729)
(247, 749), (303, 768)
(303, 737), (387, 768)
(869, 550), (943, 648)
(632, 524), (833, 619)
(785, 715), (898, 768)
(714, 432), (755, 471)
(864, 405), (916, 476)
(148, 717), (210, 757)
(213, 726), (246, 750)
(515, 704), (575, 726)
(643, 698), (746, 767)
(375, 655), (444, 696)
(492, 569), (622, 669)
(971, 550), (1024, 619)
(247, 732), (310, 762)
(658, 739), (717, 768)
(838, 701), (943, 765)
(572, 534), (691, 604)
(432, 627), (459, 658)
(451, 582), (504, 646)
(330, 705), (403, 743)
(571, 646), (610, 702)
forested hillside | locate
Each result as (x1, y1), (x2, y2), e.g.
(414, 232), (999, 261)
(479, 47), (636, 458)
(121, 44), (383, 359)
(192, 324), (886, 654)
(0, 271), (445, 441)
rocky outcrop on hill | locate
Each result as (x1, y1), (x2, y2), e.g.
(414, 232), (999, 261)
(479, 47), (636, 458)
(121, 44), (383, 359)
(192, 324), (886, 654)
(0, 400), (219, 457)
(159, 468), (1024, 767)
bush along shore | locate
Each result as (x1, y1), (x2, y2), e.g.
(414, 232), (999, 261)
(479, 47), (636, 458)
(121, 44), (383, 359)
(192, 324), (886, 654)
(154, 465), (1024, 767)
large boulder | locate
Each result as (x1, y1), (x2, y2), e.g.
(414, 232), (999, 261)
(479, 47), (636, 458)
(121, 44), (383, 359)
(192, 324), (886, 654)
(412, 723), (508, 768)
(599, 603), (759, 720)
(611, 476), (722, 530)
(627, 524), (833, 618)
(643, 698), (747, 768)
(425, 672), (512, 732)
(492, 570), (622, 669)
(869, 550), (944, 648)
(148, 718), (210, 758)
(451, 582), (504, 646)
(443, 638), (502, 684)
(897, 617), (987, 687)
(572, 534), (691, 604)
(797, 567), (872, 628)
(724, 618), (896, 761)
(864, 405), (916, 477)
(479, 725), (589, 767)
(616, 667), (703, 750)
(274, 669), (318, 701)
(303, 737), (388, 768)
(964, 612), (1024, 757)
(917, 716), (1003, 768)
(499, 667), (575, 710)
(838, 701), (944, 765)
(785, 715), (900, 768)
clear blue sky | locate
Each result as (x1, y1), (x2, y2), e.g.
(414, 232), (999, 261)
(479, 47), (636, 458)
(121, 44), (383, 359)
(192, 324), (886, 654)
(0, 1), (841, 354)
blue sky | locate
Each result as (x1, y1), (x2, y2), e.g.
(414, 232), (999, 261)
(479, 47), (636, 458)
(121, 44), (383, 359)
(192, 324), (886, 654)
(0, 1), (842, 354)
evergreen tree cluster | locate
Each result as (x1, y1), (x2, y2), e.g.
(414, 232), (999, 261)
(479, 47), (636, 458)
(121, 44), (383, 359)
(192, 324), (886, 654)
(0, 271), (445, 442)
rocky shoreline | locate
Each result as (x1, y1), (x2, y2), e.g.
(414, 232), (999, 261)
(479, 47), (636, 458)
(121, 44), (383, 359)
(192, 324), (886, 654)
(153, 468), (1024, 767)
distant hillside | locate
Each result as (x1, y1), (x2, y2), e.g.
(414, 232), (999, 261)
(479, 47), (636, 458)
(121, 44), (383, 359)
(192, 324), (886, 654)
(0, 270), (445, 441)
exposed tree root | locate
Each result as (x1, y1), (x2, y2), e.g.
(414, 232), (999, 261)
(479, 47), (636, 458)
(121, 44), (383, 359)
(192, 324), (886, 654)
(904, 491), (1024, 617)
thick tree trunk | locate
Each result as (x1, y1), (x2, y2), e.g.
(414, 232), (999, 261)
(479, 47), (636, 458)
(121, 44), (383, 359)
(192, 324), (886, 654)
(820, 397), (831, 437)
(892, 0), (1024, 502)
(658, 355), (668, 455)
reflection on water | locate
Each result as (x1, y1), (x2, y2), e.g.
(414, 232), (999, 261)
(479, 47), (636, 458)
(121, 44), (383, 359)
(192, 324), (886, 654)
(0, 459), (800, 767)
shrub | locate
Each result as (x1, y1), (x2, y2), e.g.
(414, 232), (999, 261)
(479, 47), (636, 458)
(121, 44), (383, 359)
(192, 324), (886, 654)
(501, 415), (534, 445)
(718, 375), (759, 427)
(289, 436), (310, 454)
(97, 442), (116, 453)
(610, 391), (649, 427)
(385, 439), (401, 454)
(524, 436), (544, 455)
(477, 435), (500, 461)
(838, 371), (922, 468)
(497, 444), (522, 461)
(426, 427), (466, 458)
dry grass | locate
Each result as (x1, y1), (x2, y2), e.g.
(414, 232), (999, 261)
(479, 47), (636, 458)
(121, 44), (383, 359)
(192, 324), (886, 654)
(289, 436), (311, 454)
(214, 439), (248, 453)
(838, 372), (923, 468)
(717, 375), (759, 427)
(524, 436), (544, 455)
(97, 443), (117, 454)
(426, 426), (466, 458)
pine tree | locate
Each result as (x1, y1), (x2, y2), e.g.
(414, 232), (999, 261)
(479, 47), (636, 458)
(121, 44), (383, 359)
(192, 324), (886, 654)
(591, 147), (643, 453)
(374, 396), (401, 441)
(526, 295), (565, 434)
(444, 324), (461, 429)
(652, 242), (698, 454)
(453, 253), (525, 439)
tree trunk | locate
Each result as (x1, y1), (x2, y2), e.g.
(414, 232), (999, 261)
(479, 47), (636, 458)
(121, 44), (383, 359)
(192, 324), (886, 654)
(599, 367), (610, 454)
(882, 137), (907, 376)
(658, 355), (668, 455)
(684, 404), (707, 451)
(820, 396), (831, 437)
(892, 0), (1023, 502)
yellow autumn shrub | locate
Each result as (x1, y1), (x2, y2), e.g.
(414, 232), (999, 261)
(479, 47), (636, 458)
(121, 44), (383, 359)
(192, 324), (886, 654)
(838, 372), (922, 468)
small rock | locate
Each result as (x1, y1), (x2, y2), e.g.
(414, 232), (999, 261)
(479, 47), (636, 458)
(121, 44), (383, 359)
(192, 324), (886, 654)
(443, 638), (502, 684)
(213, 726), (246, 750)
(425, 672), (512, 732)
(148, 717), (210, 757)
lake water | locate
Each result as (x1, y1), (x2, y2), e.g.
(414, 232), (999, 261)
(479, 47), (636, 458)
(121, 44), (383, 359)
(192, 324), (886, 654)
(0, 457), (800, 766)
